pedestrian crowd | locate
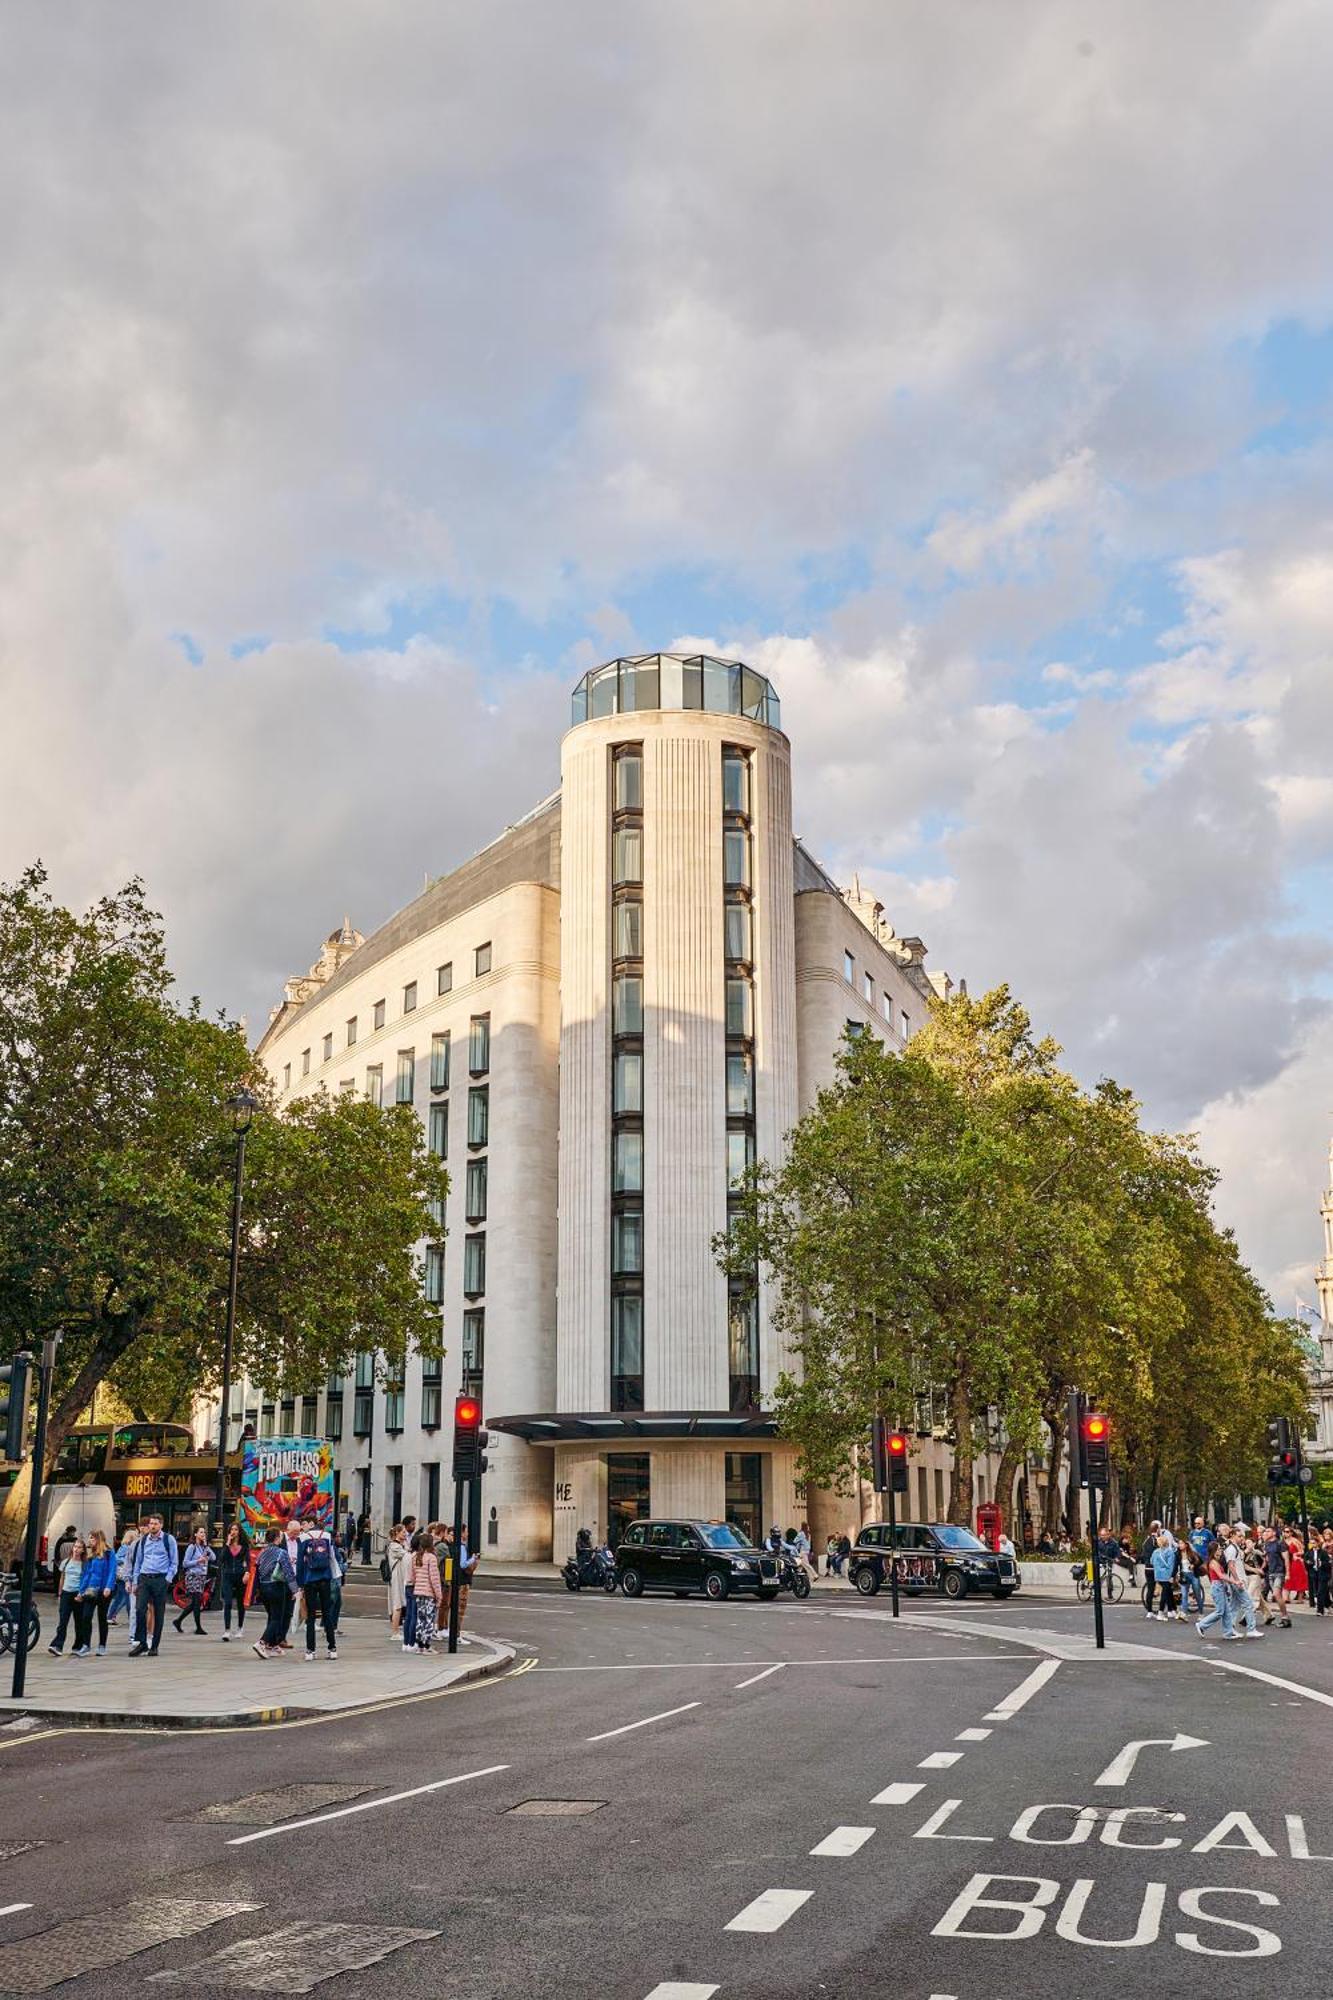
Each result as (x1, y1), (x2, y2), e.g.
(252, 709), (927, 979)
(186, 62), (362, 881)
(382, 1514), (480, 1650)
(45, 1510), (351, 1665)
(1090, 1513), (1332, 1641)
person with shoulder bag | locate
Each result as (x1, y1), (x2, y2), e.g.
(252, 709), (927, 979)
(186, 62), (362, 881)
(409, 1533), (443, 1652)
(385, 1524), (408, 1639)
(252, 1527), (297, 1658)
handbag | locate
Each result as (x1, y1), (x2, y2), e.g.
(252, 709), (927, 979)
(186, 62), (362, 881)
(379, 1553), (391, 1582)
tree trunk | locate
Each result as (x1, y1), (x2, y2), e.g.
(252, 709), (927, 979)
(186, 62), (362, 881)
(1173, 1471), (1188, 1534)
(1043, 1414), (1066, 1538)
(946, 1376), (973, 1525)
(994, 1437), (1024, 1537)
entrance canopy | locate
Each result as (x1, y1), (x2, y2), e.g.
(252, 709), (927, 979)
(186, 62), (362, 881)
(486, 1410), (781, 1444)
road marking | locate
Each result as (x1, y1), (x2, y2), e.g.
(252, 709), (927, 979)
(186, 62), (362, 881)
(0, 1905), (32, 1919)
(643, 1985), (719, 1998)
(956, 1726), (991, 1741)
(1214, 1658), (1333, 1712)
(810, 1825), (875, 1857)
(532, 1653), (1015, 1672)
(225, 1765), (509, 1844)
(984, 1657), (1060, 1719)
(734, 1663), (784, 1689)
(919, 1750), (963, 1768)
(872, 1781), (924, 1805)
(586, 1702), (701, 1742)
(725, 1888), (812, 1933)
(1094, 1732), (1208, 1787)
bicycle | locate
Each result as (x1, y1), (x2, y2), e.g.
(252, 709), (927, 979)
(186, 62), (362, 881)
(1073, 1562), (1125, 1604)
(0, 1572), (41, 1656)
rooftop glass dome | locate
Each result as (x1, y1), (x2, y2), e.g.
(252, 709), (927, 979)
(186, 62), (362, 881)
(570, 651), (781, 730)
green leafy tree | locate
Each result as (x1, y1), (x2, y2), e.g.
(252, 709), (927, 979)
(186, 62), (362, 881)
(0, 865), (448, 1562)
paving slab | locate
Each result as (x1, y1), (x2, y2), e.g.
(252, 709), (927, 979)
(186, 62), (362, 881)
(0, 1618), (513, 1728)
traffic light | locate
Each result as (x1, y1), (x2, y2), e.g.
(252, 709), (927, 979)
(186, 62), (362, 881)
(451, 1394), (490, 1482)
(1266, 1415), (1292, 1458)
(1067, 1388), (1088, 1488)
(1265, 1415), (1297, 1485)
(1081, 1411), (1111, 1486)
(870, 1418), (909, 1493)
(1, 1351), (33, 1464)
(886, 1429), (909, 1494)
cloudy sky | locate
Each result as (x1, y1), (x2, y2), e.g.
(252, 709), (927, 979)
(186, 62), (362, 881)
(4, 2), (1332, 1305)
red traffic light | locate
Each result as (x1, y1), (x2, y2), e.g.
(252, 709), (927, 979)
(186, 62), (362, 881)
(456, 1399), (480, 1427)
(887, 1431), (908, 1455)
(1084, 1415), (1108, 1440)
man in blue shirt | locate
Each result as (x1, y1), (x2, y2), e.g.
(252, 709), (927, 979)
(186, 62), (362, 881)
(128, 1513), (179, 1657)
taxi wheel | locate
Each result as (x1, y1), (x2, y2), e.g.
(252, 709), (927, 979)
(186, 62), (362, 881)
(703, 1572), (729, 1601)
(757, 1588), (779, 1602)
(994, 1586), (1014, 1599)
(942, 1570), (967, 1600)
(854, 1566), (881, 1596)
(621, 1568), (644, 1598)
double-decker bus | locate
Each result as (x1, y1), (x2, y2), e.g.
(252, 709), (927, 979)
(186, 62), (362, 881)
(49, 1422), (243, 1543)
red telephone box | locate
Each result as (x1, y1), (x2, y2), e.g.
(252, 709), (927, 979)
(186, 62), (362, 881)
(975, 1501), (1003, 1551)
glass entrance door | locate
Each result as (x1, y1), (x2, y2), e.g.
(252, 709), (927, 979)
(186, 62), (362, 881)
(725, 1451), (764, 1546)
(606, 1453), (650, 1549)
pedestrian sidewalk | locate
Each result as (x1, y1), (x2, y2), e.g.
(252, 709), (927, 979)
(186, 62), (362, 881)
(346, 1556), (1081, 1599)
(0, 1618), (513, 1730)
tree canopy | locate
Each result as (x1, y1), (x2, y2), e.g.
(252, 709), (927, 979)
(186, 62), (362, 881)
(721, 985), (1309, 1528)
(0, 865), (448, 1558)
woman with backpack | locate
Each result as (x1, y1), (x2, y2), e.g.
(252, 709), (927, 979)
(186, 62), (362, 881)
(173, 1526), (212, 1635)
(1149, 1531), (1181, 1621)
(252, 1527), (297, 1658)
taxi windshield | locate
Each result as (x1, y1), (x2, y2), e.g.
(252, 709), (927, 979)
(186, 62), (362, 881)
(933, 1525), (988, 1552)
(699, 1523), (753, 1550)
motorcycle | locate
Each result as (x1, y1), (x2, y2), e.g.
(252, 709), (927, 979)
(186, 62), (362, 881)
(772, 1550), (811, 1600)
(562, 1543), (618, 1593)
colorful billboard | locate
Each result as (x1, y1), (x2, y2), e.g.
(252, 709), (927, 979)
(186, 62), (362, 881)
(239, 1435), (335, 1537)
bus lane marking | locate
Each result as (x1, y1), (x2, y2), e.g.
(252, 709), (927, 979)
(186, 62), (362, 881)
(810, 1825), (876, 1857)
(725, 1888), (812, 1933)
(930, 1874), (1282, 1957)
(983, 1658), (1060, 1720)
(1094, 1732), (1207, 1786)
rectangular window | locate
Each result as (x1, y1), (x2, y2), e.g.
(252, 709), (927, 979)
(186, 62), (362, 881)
(462, 1308), (485, 1386)
(302, 1048), (311, 1074)
(722, 749), (750, 816)
(723, 828), (750, 889)
(613, 898), (642, 959)
(728, 1292), (760, 1411)
(423, 1244), (444, 1303)
(725, 976), (753, 1039)
(384, 1384), (405, 1434)
(373, 999), (386, 1030)
(613, 973), (643, 1035)
(846, 1018), (864, 1039)
(355, 1352), (375, 1390)
(325, 1398), (343, 1442)
(420, 1382), (441, 1430)
(322, 1033), (333, 1064)
(430, 1032), (450, 1091)
(612, 1208), (643, 1275)
(428, 1193), (445, 1230)
(614, 749), (643, 810)
(724, 900), (752, 962)
(428, 1102), (448, 1159)
(843, 950), (855, 983)
(862, 972), (873, 1003)
(612, 1049), (643, 1115)
(882, 988), (892, 1019)
(327, 1369), (345, 1395)
(282, 1063), (291, 1090)
(610, 1294), (644, 1411)
(469, 1014), (491, 1074)
(346, 1016), (358, 1046)
(475, 941), (492, 977)
(613, 1127), (644, 1194)
(467, 1085), (489, 1147)
(365, 1064), (383, 1107)
(612, 824), (642, 885)
(259, 1403), (276, 1439)
(403, 981), (417, 1014)
(726, 1050), (754, 1118)
(352, 1388), (373, 1437)
(463, 1233), (486, 1297)
(339, 1078), (355, 1096)
(396, 1050), (415, 1103)
(465, 1156), (488, 1222)
(300, 1394), (318, 1435)
(900, 1009), (910, 1040)
(437, 961), (453, 996)
(727, 1126), (755, 1188)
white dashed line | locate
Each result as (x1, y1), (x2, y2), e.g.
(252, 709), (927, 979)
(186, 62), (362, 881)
(734, 1663), (784, 1689)
(0, 1905), (33, 1919)
(871, 1780), (924, 1805)
(955, 1726), (991, 1741)
(918, 1750), (962, 1768)
(810, 1825), (876, 1857)
(226, 1766), (510, 1844)
(725, 1888), (813, 1933)
(983, 1656), (1061, 1720)
(643, 1986), (720, 1999)
(586, 1702), (702, 1742)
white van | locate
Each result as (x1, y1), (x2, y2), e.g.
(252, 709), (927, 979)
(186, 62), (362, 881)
(36, 1484), (117, 1585)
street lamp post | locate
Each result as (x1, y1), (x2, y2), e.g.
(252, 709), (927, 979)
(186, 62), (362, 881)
(213, 1086), (257, 1539)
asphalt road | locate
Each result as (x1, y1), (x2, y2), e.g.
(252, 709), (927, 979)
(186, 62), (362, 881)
(2, 1584), (1331, 1998)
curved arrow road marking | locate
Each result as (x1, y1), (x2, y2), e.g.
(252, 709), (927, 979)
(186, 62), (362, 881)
(1094, 1731), (1208, 1786)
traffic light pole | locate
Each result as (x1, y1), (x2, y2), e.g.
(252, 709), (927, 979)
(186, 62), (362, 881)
(887, 1469), (900, 1620)
(1087, 1491), (1105, 1651)
(1295, 1437), (1313, 1608)
(11, 1335), (58, 1701)
(446, 1473), (466, 1655)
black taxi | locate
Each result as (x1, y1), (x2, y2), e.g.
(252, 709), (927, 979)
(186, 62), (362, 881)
(848, 1521), (1017, 1600)
(615, 1519), (780, 1601)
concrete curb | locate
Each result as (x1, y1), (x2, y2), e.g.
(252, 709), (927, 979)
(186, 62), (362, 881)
(0, 1640), (516, 1733)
